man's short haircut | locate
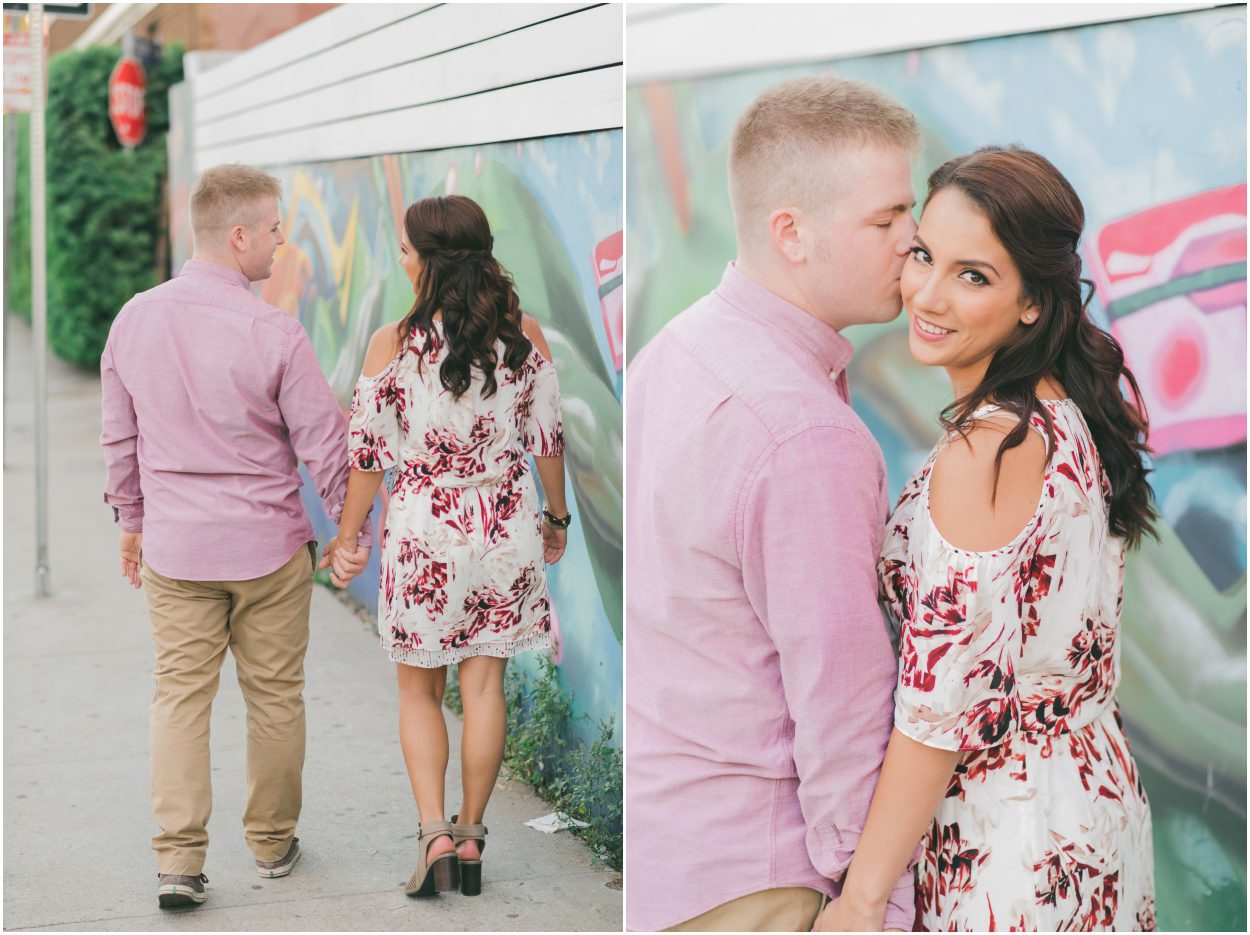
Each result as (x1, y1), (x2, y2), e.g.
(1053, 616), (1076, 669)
(190, 164), (282, 247)
(728, 75), (920, 253)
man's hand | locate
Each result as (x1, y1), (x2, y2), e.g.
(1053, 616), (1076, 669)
(320, 534), (370, 588)
(119, 531), (143, 589)
(542, 523), (567, 564)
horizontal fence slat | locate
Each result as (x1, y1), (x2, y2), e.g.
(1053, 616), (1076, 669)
(194, 3), (598, 123)
(192, 3), (434, 99)
(195, 4), (619, 148)
(194, 65), (622, 170)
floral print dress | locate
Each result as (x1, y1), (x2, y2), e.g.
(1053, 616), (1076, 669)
(348, 322), (564, 667)
(879, 400), (1156, 932)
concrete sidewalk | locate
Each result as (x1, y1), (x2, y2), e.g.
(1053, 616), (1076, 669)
(2, 315), (622, 932)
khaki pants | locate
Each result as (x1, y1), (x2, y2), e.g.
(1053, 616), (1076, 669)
(143, 543), (315, 875)
(666, 887), (827, 932)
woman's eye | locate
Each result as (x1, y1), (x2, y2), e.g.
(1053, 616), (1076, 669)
(960, 269), (989, 286)
(909, 246), (931, 264)
(875, 221), (892, 230)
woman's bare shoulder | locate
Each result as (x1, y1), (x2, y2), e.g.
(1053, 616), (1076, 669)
(362, 322), (404, 377)
(520, 313), (553, 362)
(929, 417), (1049, 552)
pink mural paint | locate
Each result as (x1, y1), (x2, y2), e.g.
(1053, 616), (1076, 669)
(595, 230), (624, 371)
(1087, 184), (1247, 456)
(383, 154), (405, 240)
(642, 83), (693, 234)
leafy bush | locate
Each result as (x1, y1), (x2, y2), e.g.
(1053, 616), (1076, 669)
(5, 44), (183, 366)
(445, 655), (623, 870)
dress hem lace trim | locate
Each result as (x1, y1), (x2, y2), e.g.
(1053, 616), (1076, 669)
(387, 631), (552, 668)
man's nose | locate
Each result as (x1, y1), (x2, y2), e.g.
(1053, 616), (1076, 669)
(897, 216), (918, 252)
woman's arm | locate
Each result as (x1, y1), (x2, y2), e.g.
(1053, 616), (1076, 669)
(522, 313), (569, 563)
(335, 469), (385, 547)
(815, 730), (961, 930)
(533, 456), (568, 517)
(325, 324), (402, 585)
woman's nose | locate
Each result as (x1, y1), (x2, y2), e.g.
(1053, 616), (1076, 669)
(908, 270), (946, 315)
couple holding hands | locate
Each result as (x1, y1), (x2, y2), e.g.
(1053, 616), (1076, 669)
(101, 166), (567, 908)
(626, 76), (1157, 932)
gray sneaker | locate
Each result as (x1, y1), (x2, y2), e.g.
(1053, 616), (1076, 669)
(157, 872), (208, 908)
(256, 837), (301, 878)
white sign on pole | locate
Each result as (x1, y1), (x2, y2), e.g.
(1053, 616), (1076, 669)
(3, 13), (32, 112)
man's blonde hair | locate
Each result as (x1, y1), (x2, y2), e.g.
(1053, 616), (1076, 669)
(728, 75), (920, 254)
(190, 164), (282, 246)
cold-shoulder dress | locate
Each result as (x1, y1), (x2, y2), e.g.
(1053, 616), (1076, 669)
(879, 400), (1156, 931)
(348, 322), (564, 667)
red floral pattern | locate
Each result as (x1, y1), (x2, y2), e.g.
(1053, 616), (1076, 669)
(348, 323), (564, 666)
(880, 401), (1155, 931)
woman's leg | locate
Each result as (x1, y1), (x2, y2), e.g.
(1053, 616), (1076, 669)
(455, 655), (507, 860)
(396, 662), (454, 860)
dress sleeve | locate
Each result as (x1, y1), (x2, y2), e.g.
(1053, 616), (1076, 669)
(894, 539), (1022, 752)
(524, 352), (565, 457)
(348, 361), (402, 472)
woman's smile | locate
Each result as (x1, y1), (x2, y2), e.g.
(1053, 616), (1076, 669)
(912, 313), (956, 341)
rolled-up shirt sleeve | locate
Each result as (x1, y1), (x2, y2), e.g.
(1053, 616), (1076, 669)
(100, 336), (144, 532)
(740, 423), (916, 929)
(277, 328), (374, 547)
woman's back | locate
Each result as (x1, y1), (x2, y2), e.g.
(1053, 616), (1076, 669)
(351, 321), (562, 485)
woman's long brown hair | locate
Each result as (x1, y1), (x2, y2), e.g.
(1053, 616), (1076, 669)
(926, 146), (1158, 547)
(398, 195), (531, 399)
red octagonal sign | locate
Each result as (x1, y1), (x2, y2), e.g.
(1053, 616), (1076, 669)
(109, 56), (146, 148)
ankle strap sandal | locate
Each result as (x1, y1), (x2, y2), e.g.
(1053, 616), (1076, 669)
(450, 814), (488, 896)
(404, 820), (458, 897)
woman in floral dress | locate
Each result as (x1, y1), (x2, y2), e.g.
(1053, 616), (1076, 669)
(817, 148), (1157, 932)
(329, 195), (568, 899)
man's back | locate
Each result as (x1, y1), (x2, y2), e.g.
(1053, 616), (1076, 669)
(625, 264), (903, 931)
(101, 260), (349, 581)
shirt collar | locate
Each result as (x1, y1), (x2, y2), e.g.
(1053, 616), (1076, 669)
(179, 259), (252, 291)
(714, 262), (854, 378)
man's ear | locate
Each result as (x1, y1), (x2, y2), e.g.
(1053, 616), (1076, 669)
(768, 207), (805, 265)
(228, 224), (247, 253)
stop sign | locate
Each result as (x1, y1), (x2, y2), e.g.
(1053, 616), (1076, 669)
(109, 55), (146, 148)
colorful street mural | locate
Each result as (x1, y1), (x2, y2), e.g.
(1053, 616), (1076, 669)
(626, 7), (1245, 931)
(170, 132), (623, 745)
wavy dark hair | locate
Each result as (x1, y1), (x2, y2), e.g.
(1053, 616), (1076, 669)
(398, 195), (531, 399)
(926, 146), (1157, 547)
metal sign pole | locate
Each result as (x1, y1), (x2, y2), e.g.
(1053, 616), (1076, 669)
(30, 0), (48, 597)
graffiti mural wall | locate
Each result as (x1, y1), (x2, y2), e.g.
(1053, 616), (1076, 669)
(626, 7), (1245, 931)
(172, 133), (623, 742)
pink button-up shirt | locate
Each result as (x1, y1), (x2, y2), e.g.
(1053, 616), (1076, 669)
(100, 259), (371, 581)
(625, 264), (913, 931)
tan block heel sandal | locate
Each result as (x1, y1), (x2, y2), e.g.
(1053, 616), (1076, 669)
(450, 814), (488, 897)
(405, 821), (458, 897)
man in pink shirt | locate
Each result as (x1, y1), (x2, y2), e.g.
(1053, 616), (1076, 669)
(100, 164), (370, 909)
(626, 77), (921, 931)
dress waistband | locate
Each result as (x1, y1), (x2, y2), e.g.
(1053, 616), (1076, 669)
(396, 459), (527, 489)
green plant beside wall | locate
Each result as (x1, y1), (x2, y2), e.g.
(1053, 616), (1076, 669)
(444, 656), (622, 871)
(4, 44), (183, 366)
(7, 113), (32, 317)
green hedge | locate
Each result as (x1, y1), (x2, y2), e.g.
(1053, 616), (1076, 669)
(5, 44), (183, 367)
